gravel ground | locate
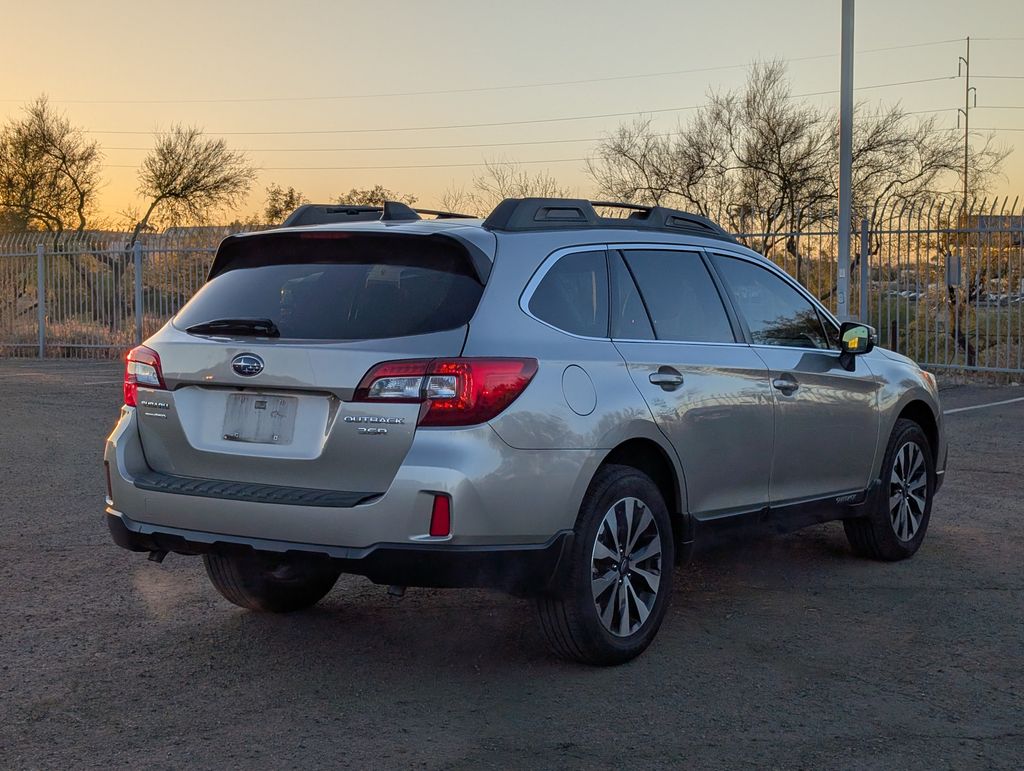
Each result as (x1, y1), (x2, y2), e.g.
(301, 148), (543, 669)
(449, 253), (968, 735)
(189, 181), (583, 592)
(0, 360), (1021, 770)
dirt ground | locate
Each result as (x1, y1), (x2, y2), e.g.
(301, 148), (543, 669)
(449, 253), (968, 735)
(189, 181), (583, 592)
(0, 360), (1021, 769)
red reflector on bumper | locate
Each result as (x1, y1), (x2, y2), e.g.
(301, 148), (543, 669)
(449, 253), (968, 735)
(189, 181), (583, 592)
(429, 495), (451, 537)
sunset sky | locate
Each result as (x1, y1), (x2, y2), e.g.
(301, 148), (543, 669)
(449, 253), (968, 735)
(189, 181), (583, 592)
(1, 0), (1021, 223)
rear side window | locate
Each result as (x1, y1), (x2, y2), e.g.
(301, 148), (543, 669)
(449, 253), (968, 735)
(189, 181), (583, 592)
(174, 233), (483, 340)
(622, 250), (735, 343)
(528, 250), (609, 338)
(610, 252), (654, 340)
(712, 254), (829, 349)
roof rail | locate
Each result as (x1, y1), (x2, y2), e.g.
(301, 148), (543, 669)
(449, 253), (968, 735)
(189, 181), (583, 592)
(281, 202), (475, 227)
(482, 198), (735, 242)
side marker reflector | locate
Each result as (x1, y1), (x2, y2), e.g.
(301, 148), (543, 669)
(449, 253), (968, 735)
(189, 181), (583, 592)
(429, 495), (451, 537)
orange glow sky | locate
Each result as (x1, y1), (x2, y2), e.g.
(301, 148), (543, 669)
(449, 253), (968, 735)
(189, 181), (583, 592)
(1, 0), (1021, 223)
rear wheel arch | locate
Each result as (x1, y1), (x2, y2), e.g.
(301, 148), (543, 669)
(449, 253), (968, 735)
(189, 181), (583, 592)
(597, 438), (690, 559)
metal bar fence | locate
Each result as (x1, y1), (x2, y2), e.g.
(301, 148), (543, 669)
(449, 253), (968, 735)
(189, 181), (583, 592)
(1, 201), (1022, 371)
(732, 196), (1023, 373)
(0, 230), (221, 359)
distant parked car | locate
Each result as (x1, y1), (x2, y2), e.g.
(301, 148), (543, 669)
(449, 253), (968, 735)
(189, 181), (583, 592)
(104, 198), (947, 664)
(896, 289), (924, 300)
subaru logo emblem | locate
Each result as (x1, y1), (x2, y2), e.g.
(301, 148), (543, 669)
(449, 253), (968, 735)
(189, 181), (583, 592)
(231, 353), (264, 377)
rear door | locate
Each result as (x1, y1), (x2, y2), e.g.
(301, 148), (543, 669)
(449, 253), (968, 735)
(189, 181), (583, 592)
(709, 252), (880, 504)
(134, 230), (485, 494)
(610, 248), (774, 518)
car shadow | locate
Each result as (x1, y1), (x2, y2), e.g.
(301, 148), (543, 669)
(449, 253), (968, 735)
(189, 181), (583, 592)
(162, 522), (866, 676)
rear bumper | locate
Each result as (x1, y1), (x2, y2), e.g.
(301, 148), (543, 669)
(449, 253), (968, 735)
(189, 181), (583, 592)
(107, 509), (572, 593)
(105, 405), (602, 549)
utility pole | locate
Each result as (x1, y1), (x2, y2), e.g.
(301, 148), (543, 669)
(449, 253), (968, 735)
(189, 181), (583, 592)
(837, 0), (855, 320)
(958, 37), (977, 205)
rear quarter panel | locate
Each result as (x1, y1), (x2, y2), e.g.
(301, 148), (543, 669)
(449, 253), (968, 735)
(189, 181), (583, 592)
(464, 232), (688, 513)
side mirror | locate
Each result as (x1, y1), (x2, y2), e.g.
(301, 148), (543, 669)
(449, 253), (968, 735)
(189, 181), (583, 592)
(838, 321), (875, 371)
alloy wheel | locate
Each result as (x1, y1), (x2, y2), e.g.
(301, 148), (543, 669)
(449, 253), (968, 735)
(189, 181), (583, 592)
(591, 496), (664, 637)
(889, 441), (928, 542)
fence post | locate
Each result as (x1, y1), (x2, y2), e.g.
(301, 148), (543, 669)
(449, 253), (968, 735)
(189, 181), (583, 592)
(133, 241), (144, 345)
(859, 218), (870, 322)
(36, 243), (45, 358)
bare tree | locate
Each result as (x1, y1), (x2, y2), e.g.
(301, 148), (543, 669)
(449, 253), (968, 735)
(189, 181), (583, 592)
(0, 96), (102, 236)
(473, 159), (574, 212)
(440, 159), (575, 216)
(589, 60), (1011, 362)
(263, 183), (308, 224)
(590, 62), (838, 254)
(838, 106), (1008, 229)
(438, 186), (477, 216)
(588, 60), (1009, 246)
(335, 185), (416, 206)
(129, 125), (255, 245)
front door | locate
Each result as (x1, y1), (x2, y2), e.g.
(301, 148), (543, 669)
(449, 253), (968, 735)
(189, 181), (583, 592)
(710, 253), (881, 506)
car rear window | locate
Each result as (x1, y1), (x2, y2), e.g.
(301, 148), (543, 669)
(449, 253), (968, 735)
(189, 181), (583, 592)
(174, 233), (483, 340)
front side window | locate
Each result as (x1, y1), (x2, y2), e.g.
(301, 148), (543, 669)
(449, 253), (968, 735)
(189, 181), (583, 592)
(621, 250), (735, 343)
(528, 250), (608, 338)
(712, 255), (829, 349)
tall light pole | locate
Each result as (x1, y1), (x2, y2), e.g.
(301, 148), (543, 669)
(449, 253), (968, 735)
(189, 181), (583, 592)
(837, 0), (855, 321)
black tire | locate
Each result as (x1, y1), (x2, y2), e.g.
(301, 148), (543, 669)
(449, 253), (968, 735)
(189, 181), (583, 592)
(203, 551), (342, 612)
(537, 464), (674, 666)
(844, 418), (935, 561)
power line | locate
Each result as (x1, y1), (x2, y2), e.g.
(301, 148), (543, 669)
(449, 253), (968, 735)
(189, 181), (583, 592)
(84, 75), (964, 138)
(6, 66), (791, 106)
(101, 157), (590, 171)
(92, 100), (987, 156)
(85, 105), (705, 135)
(101, 136), (622, 153)
(99, 122), (1023, 167)
(929, 126), (1023, 132)
(793, 75), (958, 98)
(859, 38), (962, 52)
(4, 38), (962, 106)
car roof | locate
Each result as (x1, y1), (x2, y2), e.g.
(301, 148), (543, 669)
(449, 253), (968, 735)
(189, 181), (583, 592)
(228, 198), (772, 276)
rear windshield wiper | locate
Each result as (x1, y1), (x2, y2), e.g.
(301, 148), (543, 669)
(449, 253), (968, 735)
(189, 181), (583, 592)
(184, 318), (281, 338)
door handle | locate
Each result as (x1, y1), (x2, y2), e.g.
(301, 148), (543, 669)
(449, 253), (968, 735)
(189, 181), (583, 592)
(650, 368), (684, 390)
(772, 377), (799, 394)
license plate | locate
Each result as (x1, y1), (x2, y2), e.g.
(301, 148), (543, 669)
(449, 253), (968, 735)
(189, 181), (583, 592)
(222, 394), (297, 445)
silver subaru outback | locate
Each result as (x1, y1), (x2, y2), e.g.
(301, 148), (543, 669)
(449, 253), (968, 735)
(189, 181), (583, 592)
(104, 198), (946, 664)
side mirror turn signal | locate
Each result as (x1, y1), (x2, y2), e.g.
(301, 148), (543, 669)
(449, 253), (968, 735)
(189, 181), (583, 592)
(838, 321), (875, 371)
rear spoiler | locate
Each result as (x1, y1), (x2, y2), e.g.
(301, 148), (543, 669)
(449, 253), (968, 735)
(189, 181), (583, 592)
(282, 202), (475, 227)
(209, 229), (492, 284)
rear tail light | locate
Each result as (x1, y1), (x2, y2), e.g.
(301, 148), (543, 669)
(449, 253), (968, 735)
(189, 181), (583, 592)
(429, 494), (451, 537)
(354, 357), (538, 427)
(123, 345), (166, 407)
